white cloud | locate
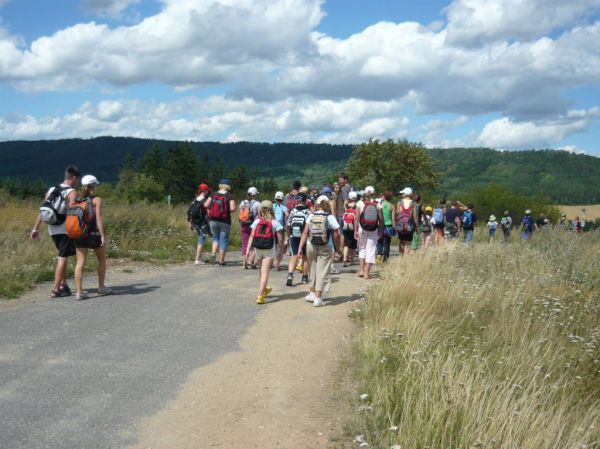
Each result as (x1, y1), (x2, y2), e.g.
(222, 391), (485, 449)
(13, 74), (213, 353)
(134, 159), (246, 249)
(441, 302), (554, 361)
(559, 145), (587, 155)
(80, 0), (140, 19)
(444, 0), (600, 46)
(478, 109), (599, 148)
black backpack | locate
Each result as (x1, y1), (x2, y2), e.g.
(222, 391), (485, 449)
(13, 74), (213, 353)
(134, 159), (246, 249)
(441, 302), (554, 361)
(187, 198), (207, 225)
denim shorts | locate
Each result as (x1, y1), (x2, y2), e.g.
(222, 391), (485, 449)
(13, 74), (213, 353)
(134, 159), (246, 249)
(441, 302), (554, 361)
(209, 220), (231, 251)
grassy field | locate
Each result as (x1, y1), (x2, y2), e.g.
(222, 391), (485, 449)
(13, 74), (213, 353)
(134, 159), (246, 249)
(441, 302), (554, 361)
(559, 204), (600, 220)
(349, 231), (600, 449)
(0, 198), (241, 298)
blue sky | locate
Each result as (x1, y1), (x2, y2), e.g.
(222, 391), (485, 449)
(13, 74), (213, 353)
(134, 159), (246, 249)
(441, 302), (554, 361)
(0, 0), (599, 156)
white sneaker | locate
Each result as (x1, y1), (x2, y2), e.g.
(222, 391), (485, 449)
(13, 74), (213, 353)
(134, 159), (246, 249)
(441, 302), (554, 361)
(305, 292), (316, 302)
(330, 265), (340, 274)
(313, 298), (325, 307)
(194, 259), (200, 265)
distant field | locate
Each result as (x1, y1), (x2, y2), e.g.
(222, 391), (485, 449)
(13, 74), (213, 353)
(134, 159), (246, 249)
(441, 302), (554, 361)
(559, 204), (600, 219)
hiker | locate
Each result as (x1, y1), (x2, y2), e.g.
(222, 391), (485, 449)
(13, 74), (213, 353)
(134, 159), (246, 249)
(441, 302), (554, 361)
(487, 214), (498, 243)
(520, 209), (537, 240)
(71, 175), (112, 300)
(284, 180), (301, 214)
(298, 196), (341, 307)
(444, 201), (462, 240)
(204, 179), (237, 266)
(396, 187), (418, 256)
(431, 200), (445, 246)
(558, 213), (569, 230)
(31, 165), (81, 298)
(421, 206), (433, 248)
(356, 186), (383, 279)
(338, 172), (352, 207)
(461, 203), (477, 245)
(500, 210), (512, 242)
(333, 182), (346, 246)
(342, 191), (358, 266)
(409, 194), (423, 252)
(239, 187), (260, 269)
(188, 183), (211, 265)
(376, 191), (396, 262)
(536, 213), (546, 231)
(273, 191), (289, 271)
(247, 200), (284, 304)
(286, 192), (311, 286)
(572, 216), (582, 233)
(309, 186), (319, 205)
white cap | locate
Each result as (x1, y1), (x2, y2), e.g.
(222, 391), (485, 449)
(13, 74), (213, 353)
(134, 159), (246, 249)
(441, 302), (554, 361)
(364, 186), (375, 195)
(247, 186), (259, 196)
(399, 187), (413, 196)
(81, 175), (99, 186)
(348, 191), (358, 200)
(274, 191), (284, 200)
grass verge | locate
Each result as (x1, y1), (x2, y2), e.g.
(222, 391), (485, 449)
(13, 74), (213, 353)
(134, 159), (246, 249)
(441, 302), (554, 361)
(349, 230), (600, 449)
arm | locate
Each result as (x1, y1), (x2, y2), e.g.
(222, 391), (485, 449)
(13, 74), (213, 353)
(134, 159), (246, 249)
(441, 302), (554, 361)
(246, 226), (256, 256)
(297, 222), (310, 256)
(333, 228), (342, 255)
(31, 214), (43, 240)
(391, 204), (396, 228)
(67, 189), (78, 207)
(413, 204), (420, 233)
(94, 197), (106, 246)
(229, 199), (237, 213)
(378, 208), (384, 237)
(354, 208), (360, 240)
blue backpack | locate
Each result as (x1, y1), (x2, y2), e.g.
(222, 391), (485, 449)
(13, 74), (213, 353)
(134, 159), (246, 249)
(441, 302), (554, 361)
(462, 210), (473, 228)
(433, 207), (444, 224)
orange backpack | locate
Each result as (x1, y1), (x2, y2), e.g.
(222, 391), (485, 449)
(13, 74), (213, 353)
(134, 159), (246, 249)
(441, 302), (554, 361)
(65, 198), (95, 239)
(238, 200), (253, 224)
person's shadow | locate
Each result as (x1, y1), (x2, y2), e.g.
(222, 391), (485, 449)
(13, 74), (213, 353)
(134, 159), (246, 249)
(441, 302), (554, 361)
(85, 283), (160, 299)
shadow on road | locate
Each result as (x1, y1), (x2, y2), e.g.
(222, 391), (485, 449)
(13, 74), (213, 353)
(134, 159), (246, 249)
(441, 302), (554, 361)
(90, 283), (160, 297)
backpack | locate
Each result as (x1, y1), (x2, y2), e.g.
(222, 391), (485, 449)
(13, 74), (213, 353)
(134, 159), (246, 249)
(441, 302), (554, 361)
(421, 214), (432, 233)
(252, 218), (275, 250)
(188, 198), (207, 225)
(285, 193), (298, 212)
(309, 213), (329, 245)
(522, 215), (533, 232)
(343, 206), (356, 231)
(501, 216), (511, 230)
(396, 202), (414, 233)
(462, 210), (473, 228)
(238, 200), (253, 225)
(65, 197), (95, 240)
(359, 202), (379, 231)
(289, 208), (309, 238)
(209, 192), (230, 221)
(39, 185), (68, 225)
(433, 207), (444, 225)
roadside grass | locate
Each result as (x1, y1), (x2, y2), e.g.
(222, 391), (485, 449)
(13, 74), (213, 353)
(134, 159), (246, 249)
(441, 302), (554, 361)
(349, 230), (600, 449)
(0, 198), (241, 298)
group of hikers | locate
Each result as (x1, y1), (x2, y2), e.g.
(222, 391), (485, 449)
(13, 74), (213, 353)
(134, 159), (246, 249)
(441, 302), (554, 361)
(31, 166), (585, 306)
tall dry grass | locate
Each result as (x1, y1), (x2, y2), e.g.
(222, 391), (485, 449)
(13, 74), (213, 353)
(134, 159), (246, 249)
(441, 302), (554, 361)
(350, 230), (600, 449)
(0, 198), (241, 298)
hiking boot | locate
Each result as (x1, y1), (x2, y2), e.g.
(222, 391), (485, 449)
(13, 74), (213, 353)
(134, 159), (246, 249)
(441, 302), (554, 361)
(286, 274), (293, 287)
(50, 289), (66, 298)
(301, 275), (309, 284)
(256, 294), (266, 305)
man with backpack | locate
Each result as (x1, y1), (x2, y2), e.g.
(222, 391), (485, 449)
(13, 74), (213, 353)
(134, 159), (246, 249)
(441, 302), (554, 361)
(283, 180), (301, 213)
(520, 209), (537, 240)
(444, 201), (462, 240)
(500, 210), (513, 242)
(461, 203), (477, 245)
(188, 183), (211, 265)
(30, 165), (81, 298)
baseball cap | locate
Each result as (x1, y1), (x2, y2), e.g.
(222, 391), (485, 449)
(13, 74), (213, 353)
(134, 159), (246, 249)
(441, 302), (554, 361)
(198, 183), (210, 191)
(247, 186), (259, 196)
(399, 187), (413, 196)
(274, 191), (284, 200)
(219, 178), (231, 185)
(261, 200), (273, 209)
(348, 191), (358, 200)
(321, 186), (332, 194)
(364, 186), (375, 195)
(81, 175), (99, 186)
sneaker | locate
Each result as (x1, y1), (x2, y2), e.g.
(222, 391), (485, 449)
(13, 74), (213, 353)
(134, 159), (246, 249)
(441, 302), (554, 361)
(286, 275), (293, 287)
(305, 292), (316, 302)
(264, 286), (273, 296)
(313, 298), (325, 307)
(60, 283), (72, 296)
(76, 291), (89, 300)
(301, 275), (309, 284)
(256, 294), (266, 305)
(194, 259), (205, 265)
(97, 287), (114, 296)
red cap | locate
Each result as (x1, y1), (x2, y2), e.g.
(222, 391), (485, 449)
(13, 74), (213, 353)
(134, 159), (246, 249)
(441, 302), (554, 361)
(198, 183), (210, 191)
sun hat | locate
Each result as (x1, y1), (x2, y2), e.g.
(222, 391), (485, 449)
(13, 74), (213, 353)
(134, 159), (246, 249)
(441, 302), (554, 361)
(348, 191), (358, 201)
(261, 200), (273, 209)
(247, 186), (259, 196)
(81, 175), (99, 186)
(297, 192), (308, 202)
(364, 186), (375, 195)
(274, 191), (284, 200)
(489, 215), (496, 221)
(198, 183), (210, 191)
(399, 187), (412, 196)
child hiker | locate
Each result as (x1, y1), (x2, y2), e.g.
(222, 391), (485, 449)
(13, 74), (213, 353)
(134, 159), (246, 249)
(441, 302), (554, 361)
(487, 214), (498, 242)
(247, 200), (284, 304)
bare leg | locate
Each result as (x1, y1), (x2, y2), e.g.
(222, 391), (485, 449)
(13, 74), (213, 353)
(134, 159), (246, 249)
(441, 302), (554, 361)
(94, 245), (107, 289)
(359, 258), (366, 276)
(74, 248), (88, 294)
(364, 262), (372, 279)
(53, 257), (69, 291)
(259, 256), (271, 295)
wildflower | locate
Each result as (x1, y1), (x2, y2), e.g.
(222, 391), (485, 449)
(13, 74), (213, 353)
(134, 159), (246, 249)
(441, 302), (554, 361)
(360, 393), (369, 401)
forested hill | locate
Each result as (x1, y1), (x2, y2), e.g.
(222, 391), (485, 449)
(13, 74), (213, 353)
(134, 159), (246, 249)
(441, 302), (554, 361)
(1, 137), (599, 204)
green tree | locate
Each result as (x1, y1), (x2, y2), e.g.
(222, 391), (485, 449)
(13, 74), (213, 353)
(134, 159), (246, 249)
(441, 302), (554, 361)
(346, 139), (437, 193)
(139, 143), (163, 180)
(129, 173), (165, 203)
(163, 143), (201, 204)
(230, 164), (249, 196)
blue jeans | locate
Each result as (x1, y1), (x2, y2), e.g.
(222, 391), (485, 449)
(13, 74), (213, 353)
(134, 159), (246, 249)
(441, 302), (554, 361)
(463, 229), (474, 244)
(209, 221), (231, 251)
(521, 231), (532, 241)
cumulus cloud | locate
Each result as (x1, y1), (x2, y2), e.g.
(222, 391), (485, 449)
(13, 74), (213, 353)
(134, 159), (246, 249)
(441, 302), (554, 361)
(444, 0), (600, 46)
(0, 96), (410, 143)
(81, 0), (140, 18)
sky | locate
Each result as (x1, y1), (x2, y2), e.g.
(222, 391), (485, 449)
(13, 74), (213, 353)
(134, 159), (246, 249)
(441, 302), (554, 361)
(1, 0), (600, 156)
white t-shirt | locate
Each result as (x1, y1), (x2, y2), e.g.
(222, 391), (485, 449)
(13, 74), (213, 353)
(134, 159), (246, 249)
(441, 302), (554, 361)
(45, 183), (75, 236)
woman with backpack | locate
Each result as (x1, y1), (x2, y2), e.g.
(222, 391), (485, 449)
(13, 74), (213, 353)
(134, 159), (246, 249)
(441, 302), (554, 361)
(421, 206), (434, 248)
(431, 200), (446, 246)
(204, 179), (237, 266)
(396, 187), (418, 256)
(73, 175), (112, 300)
(298, 196), (341, 307)
(247, 200), (284, 304)
(355, 186), (383, 279)
(376, 191), (396, 262)
(342, 191), (358, 267)
(188, 183), (211, 265)
(239, 187), (260, 269)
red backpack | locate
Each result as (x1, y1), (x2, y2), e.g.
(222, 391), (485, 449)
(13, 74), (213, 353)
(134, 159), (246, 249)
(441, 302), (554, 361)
(209, 192), (230, 221)
(343, 206), (355, 231)
(396, 202), (415, 233)
(252, 218), (275, 249)
(284, 192), (298, 212)
(359, 201), (379, 231)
